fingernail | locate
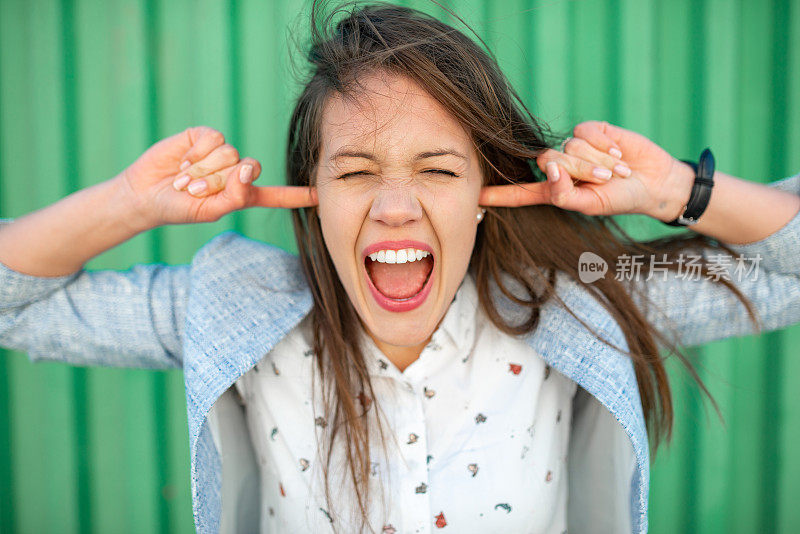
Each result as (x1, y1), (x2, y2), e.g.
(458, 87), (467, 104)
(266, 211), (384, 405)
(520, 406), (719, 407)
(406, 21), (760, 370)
(173, 175), (191, 190)
(609, 147), (622, 159)
(614, 164), (631, 177)
(593, 167), (613, 180)
(239, 164), (254, 184)
(546, 162), (560, 182)
(179, 160), (191, 171)
(188, 180), (207, 195)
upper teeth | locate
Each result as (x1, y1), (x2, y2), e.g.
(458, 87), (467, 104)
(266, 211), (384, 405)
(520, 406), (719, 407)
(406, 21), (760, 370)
(369, 248), (430, 264)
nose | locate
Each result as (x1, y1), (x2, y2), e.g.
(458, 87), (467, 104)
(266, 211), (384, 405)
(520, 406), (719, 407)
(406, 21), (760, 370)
(368, 184), (424, 227)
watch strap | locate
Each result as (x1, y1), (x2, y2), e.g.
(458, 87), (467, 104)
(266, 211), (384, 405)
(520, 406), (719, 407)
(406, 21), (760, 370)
(664, 148), (715, 227)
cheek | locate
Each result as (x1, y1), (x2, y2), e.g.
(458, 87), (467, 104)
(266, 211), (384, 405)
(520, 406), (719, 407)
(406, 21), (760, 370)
(427, 189), (480, 253)
(440, 215), (478, 264)
(317, 193), (366, 275)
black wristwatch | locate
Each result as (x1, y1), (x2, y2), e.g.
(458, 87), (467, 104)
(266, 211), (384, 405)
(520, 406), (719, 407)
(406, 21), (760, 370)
(664, 148), (715, 227)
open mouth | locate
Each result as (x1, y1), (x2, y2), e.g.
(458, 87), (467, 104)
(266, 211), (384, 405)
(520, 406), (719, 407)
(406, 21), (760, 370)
(363, 241), (435, 312)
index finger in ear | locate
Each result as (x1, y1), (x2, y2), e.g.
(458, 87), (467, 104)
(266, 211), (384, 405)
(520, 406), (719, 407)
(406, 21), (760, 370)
(479, 182), (549, 207)
(573, 121), (624, 159)
(252, 186), (318, 208)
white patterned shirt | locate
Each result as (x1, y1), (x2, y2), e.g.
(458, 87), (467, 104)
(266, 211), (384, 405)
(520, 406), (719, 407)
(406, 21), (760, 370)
(234, 273), (577, 533)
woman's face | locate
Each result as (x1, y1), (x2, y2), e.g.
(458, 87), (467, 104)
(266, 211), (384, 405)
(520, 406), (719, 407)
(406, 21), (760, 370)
(315, 70), (483, 359)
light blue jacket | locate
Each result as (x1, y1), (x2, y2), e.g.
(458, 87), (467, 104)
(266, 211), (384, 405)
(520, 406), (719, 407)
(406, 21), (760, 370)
(1, 174), (799, 533)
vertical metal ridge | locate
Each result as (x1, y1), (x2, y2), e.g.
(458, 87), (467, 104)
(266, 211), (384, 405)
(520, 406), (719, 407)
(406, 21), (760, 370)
(229, 0), (245, 234)
(0, 1), (14, 531)
(522, 0), (535, 110)
(682, 0), (707, 531)
(141, 0), (172, 531)
(606, 0), (621, 124)
(566, 0), (577, 127)
(58, 0), (92, 532)
(762, 0), (790, 529)
(0, 348), (12, 533)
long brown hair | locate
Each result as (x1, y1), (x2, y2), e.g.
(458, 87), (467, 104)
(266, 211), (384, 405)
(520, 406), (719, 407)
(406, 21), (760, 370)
(286, 1), (759, 530)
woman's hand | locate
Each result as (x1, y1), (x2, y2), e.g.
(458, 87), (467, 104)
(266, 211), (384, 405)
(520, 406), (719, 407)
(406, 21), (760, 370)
(479, 121), (689, 220)
(117, 126), (317, 228)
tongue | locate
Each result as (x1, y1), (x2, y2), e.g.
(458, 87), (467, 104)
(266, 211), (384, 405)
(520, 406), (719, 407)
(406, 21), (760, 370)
(367, 256), (433, 299)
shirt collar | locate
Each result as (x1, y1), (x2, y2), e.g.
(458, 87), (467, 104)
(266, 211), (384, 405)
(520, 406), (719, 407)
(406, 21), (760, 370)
(432, 272), (479, 354)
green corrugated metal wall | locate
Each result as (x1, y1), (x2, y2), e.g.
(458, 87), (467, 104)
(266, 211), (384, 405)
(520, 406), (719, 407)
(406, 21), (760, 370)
(0, 0), (798, 532)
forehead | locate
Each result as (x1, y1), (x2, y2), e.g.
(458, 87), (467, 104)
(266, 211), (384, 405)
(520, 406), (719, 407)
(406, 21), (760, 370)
(319, 70), (472, 159)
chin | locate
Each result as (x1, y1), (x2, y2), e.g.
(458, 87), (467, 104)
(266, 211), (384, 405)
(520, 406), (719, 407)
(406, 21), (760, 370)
(367, 316), (435, 348)
(356, 260), (457, 352)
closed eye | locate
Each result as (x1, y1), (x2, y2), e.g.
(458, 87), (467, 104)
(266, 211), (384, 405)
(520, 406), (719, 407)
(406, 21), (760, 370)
(425, 169), (460, 177)
(337, 169), (461, 179)
(337, 170), (372, 179)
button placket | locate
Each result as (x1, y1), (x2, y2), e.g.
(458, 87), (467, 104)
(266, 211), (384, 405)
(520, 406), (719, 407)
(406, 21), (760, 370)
(397, 382), (431, 534)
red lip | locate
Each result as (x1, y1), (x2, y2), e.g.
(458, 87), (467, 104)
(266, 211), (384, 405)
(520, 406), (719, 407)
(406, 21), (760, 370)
(361, 240), (435, 313)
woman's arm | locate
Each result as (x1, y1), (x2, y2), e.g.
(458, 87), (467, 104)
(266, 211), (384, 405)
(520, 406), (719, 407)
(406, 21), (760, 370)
(0, 126), (264, 368)
(0, 175), (152, 277)
(0, 226), (190, 368)
(0, 178), (191, 369)
(638, 161), (800, 245)
(631, 172), (800, 349)
(0, 125), (317, 369)
(479, 120), (800, 250)
(479, 121), (800, 348)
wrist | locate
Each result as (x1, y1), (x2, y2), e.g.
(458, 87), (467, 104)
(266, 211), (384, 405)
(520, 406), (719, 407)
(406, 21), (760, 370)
(109, 173), (159, 234)
(644, 159), (695, 223)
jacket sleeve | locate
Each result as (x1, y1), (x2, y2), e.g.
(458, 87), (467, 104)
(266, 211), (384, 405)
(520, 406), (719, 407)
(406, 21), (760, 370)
(631, 172), (800, 349)
(0, 218), (189, 369)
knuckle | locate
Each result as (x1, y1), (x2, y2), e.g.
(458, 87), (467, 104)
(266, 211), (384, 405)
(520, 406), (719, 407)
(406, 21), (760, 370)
(191, 163), (209, 176)
(206, 172), (224, 191)
(572, 123), (588, 137)
(563, 137), (580, 152)
(575, 138), (593, 152)
(235, 192), (249, 209)
(573, 121), (597, 137)
(541, 148), (558, 160)
(220, 144), (240, 162)
(207, 128), (225, 146)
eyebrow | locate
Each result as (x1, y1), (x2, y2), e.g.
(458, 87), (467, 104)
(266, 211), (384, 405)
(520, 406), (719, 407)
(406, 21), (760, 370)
(329, 147), (468, 162)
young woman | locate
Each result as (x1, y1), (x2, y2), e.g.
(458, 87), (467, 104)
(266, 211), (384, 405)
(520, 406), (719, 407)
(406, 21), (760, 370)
(1, 2), (799, 533)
